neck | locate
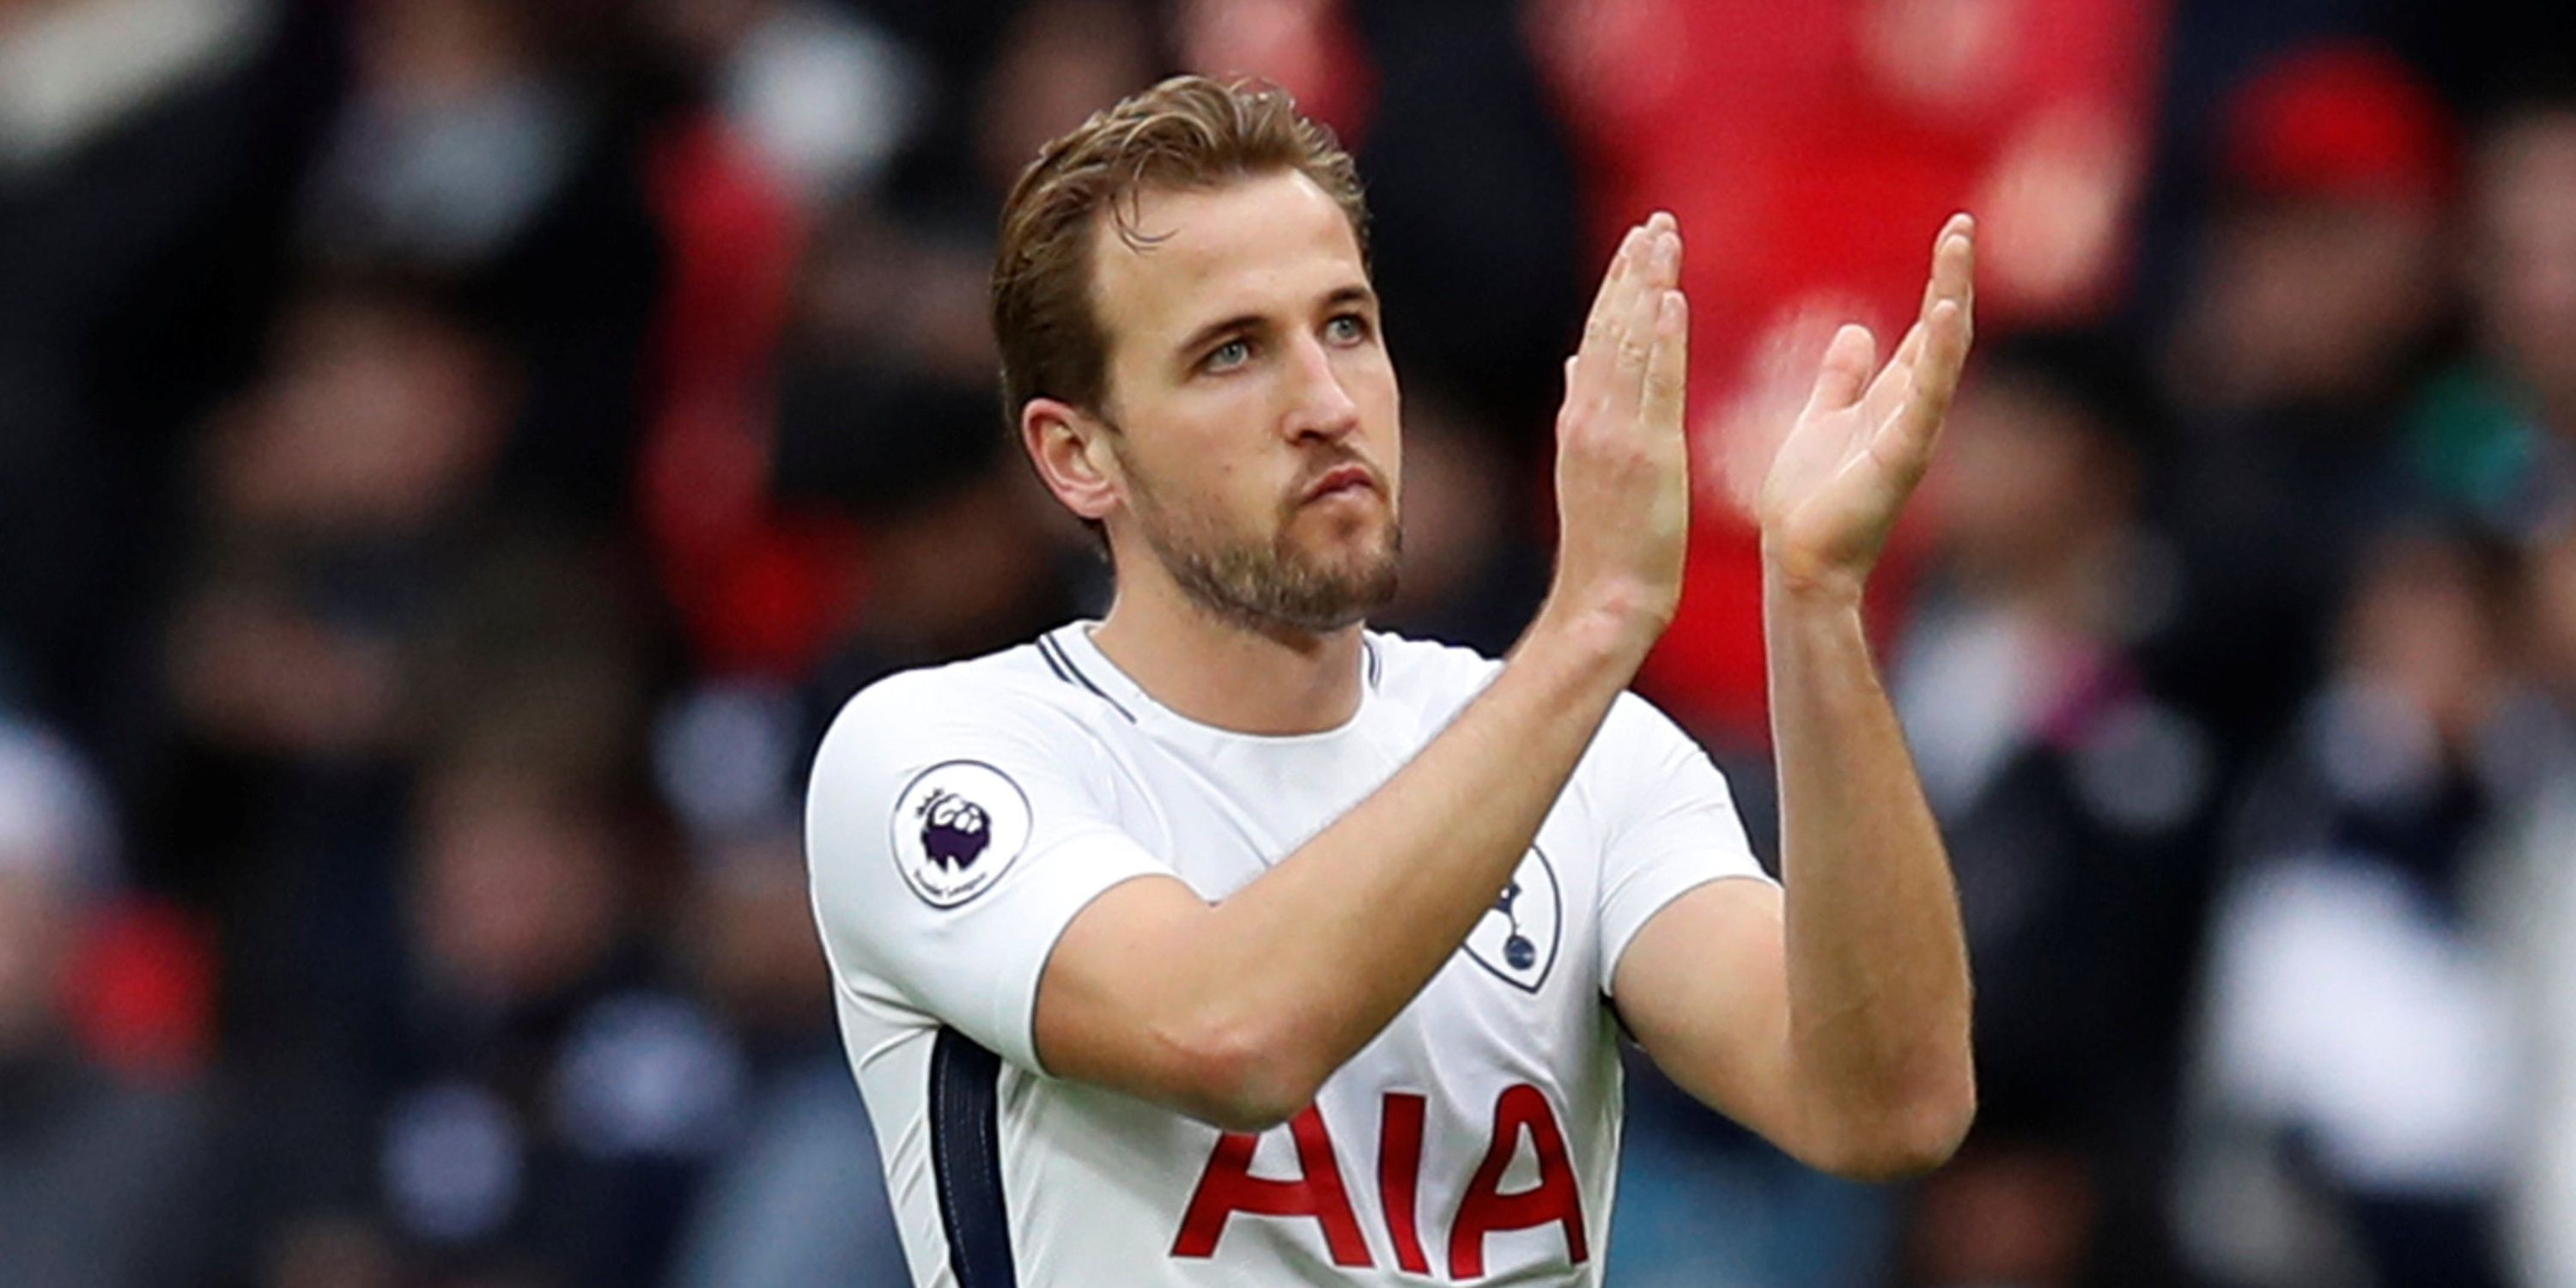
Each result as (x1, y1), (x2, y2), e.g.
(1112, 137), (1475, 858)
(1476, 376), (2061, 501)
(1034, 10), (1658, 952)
(1088, 567), (1366, 736)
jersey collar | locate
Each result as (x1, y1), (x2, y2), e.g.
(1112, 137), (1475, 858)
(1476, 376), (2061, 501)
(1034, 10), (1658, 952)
(1042, 621), (1382, 744)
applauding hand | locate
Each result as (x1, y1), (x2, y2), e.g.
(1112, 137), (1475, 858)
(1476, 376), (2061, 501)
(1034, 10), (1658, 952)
(1757, 216), (1978, 599)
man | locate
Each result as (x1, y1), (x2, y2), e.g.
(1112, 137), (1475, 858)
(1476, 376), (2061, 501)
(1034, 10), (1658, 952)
(807, 76), (1976, 1285)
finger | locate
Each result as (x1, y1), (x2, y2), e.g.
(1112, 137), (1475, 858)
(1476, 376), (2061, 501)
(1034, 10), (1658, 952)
(1643, 289), (1689, 434)
(1927, 214), (1976, 344)
(1863, 215), (1974, 430)
(1588, 226), (1642, 327)
(1572, 225), (1647, 404)
(1913, 214), (1971, 317)
(1803, 324), (1876, 415)
(1612, 231), (1677, 411)
(1862, 349), (1916, 433)
(1899, 216), (1973, 360)
(1643, 211), (1680, 289)
(1917, 216), (1978, 411)
(1921, 295), (1972, 414)
(1862, 320), (1924, 428)
(1875, 295), (1971, 477)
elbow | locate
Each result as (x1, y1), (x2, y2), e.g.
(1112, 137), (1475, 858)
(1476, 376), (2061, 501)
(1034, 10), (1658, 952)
(1165, 1014), (1328, 1134)
(1195, 1094), (1310, 1137)
(1807, 1081), (1978, 1182)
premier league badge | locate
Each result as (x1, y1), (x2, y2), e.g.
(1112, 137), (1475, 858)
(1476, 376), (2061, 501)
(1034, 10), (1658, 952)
(1463, 846), (1562, 993)
(890, 761), (1032, 907)
(919, 792), (992, 872)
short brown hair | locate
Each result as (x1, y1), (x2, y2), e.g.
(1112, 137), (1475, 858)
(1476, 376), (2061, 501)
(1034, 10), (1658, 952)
(990, 75), (1370, 426)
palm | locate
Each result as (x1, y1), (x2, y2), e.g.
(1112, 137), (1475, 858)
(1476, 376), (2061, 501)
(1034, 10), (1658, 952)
(1757, 218), (1977, 587)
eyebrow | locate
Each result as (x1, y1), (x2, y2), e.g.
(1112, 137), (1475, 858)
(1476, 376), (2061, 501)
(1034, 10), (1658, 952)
(1171, 283), (1380, 361)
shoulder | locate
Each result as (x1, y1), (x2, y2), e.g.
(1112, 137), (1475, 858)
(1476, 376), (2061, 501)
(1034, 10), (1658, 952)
(805, 641), (1133, 896)
(807, 641), (1137, 823)
(817, 641), (1107, 761)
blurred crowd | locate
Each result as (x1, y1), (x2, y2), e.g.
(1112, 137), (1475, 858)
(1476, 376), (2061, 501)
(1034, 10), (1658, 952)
(0, 0), (2569, 1285)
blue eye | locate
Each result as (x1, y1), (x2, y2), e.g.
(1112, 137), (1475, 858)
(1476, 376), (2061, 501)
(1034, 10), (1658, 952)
(1327, 313), (1369, 343)
(1205, 337), (1251, 371)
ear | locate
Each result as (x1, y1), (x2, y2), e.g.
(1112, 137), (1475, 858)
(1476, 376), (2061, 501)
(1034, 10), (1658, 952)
(1021, 397), (1122, 524)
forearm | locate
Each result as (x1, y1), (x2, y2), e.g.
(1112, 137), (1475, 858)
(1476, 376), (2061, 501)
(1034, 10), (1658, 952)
(1764, 556), (1974, 1166)
(1184, 610), (1640, 1106)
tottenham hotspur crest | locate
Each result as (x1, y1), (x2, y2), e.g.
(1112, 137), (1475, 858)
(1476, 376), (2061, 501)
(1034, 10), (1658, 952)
(1463, 846), (1562, 993)
(890, 761), (1032, 907)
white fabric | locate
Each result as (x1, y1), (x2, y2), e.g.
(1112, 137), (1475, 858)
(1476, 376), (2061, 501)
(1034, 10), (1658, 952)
(2488, 770), (2576, 1288)
(0, 718), (118, 890)
(2200, 855), (2518, 1193)
(0, 0), (265, 171)
(806, 624), (1767, 1285)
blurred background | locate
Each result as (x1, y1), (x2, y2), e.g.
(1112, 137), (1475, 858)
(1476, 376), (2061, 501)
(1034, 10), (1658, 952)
(0, 0), (2570, 1285)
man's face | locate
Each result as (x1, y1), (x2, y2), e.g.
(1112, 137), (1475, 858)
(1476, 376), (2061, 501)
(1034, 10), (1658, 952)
(2474, 113), (2576, 410)
(1086, 170), (1401, 633)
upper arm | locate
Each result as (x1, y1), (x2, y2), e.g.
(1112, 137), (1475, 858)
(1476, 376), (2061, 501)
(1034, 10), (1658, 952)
(805, 677), (1170, 1072)
(1030, 872), (1273, 1122)
(805, 676), (1279, 1125)
(1589, 694), (1808, 1153)
(1613, 880), (1806, 1152)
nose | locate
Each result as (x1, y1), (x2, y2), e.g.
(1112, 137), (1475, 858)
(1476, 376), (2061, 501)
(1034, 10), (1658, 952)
(1281, 332), (1360, 444)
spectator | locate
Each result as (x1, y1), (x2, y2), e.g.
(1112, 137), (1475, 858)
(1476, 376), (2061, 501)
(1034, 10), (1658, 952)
(662, 828), (908, 1288)
(252, 736), (737, 1288)
(2145, 43), (2455, 755)
(641, 0), (927, 212)
(299, 0), (661, 525)
(0, 716), (217, 1287)
(2181, 527), (2523, 1288)
(0, 0), (326, 745)
(151, 274), (515, 1072)
(2406, 82), (2576, 541)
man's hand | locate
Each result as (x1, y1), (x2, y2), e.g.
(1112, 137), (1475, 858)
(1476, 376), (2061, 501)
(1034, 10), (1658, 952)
(1756, 216), (1976, 600)
(1541, 212), (1691, 660)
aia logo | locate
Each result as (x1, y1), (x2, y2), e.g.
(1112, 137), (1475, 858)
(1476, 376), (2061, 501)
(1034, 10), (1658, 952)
(890, 762), (1030, 907)
(1172, 1084), (1587, 1279)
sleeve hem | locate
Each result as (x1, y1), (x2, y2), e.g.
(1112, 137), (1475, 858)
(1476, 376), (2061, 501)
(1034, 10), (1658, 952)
(1599, 870), (1781, 1001)
(1020, 868), (1188, 1079)
(973, 829), (1174, 1072)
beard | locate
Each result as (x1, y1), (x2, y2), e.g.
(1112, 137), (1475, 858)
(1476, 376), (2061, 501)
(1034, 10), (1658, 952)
(1121, 454), (1401, 635)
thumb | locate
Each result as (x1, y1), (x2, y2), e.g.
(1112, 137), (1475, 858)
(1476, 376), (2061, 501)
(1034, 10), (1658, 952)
(1802, 324), (1875, 416)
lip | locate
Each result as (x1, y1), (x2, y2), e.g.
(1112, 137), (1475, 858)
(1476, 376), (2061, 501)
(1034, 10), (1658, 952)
(1301, 465), (1378, 504)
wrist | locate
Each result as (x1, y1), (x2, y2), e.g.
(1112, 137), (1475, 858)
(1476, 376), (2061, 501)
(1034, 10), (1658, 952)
(1522, 589), (1660, 679)
(1760, 540), (1870, 613)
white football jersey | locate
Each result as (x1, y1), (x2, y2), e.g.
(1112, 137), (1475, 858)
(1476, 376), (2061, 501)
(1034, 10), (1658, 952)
(805, 623), (1769, 1286)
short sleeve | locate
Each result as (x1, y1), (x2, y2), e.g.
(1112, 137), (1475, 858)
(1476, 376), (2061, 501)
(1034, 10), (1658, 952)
(805, 671), (1170, 1072)
(1592, 693), (1775, 995)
